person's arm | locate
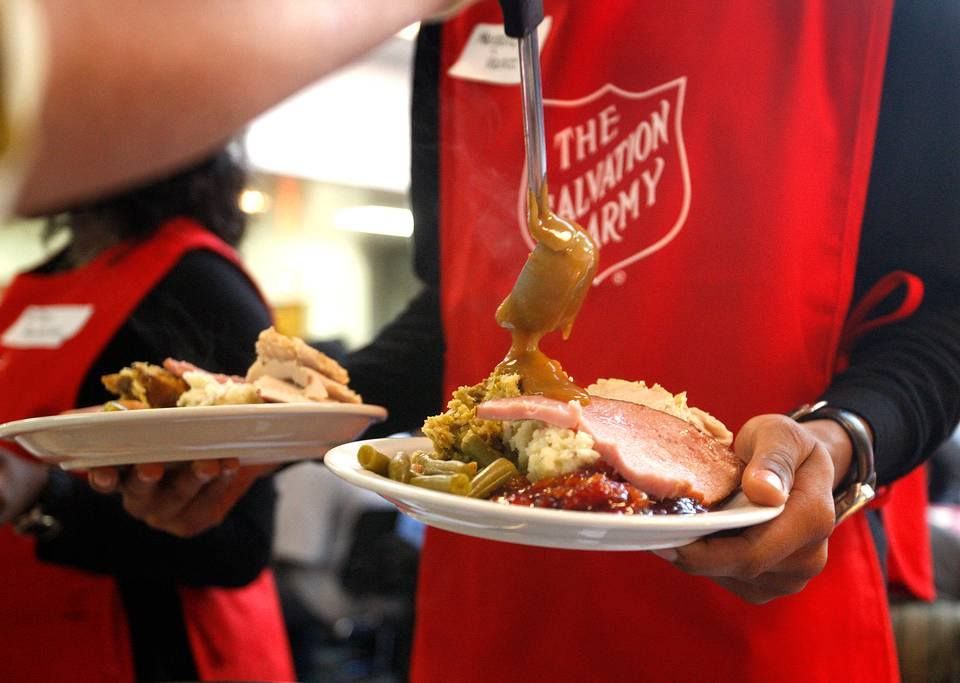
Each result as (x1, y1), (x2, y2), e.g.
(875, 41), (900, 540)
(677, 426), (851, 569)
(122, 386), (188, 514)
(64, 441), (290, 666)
(660, 0), (960, 603)
(347, 286), (445, 437)
(18, 0), (469, 214)
(37, 250), (276, 585)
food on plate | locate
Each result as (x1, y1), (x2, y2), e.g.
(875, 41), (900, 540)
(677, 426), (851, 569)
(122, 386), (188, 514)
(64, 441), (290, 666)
(101, 327), (363, 408)
(101, 362), (188, 408)
(477, 387), (741, 508)
(361, 373), (742, 513)
(356, 187), (743, 515)
(173, 363), (261, 407)
(245, 327), (361, 404)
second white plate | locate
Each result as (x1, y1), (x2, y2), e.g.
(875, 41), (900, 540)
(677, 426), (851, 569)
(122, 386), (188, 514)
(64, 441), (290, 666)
(0, 403), (388, 470)
(324, 437), (784, 551)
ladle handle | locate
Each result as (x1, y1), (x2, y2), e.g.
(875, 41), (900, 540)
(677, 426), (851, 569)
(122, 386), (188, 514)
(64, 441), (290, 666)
(497, 0), (543, 38)
(498, 0), (548, 199)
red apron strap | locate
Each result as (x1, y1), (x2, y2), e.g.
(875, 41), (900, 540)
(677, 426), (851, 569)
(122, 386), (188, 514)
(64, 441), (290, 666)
(836, 270), (925, 372)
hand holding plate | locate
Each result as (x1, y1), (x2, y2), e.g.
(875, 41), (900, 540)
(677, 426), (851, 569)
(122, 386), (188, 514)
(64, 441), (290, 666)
(89, 460), (276, 537)
(656, 414), (838, 603)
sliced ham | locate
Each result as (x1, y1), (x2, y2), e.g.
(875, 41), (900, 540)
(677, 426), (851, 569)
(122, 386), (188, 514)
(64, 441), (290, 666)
(580, 398), (742, 506)
(477, 395), (743, 507)
(477, 395), (582, 429)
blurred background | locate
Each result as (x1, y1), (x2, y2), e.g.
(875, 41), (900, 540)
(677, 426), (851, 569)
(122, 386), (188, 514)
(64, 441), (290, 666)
(0, 28), (425, 683)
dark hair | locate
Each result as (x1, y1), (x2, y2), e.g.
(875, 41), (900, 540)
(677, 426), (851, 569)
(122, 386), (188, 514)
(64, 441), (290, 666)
(47, 146), (248, 247)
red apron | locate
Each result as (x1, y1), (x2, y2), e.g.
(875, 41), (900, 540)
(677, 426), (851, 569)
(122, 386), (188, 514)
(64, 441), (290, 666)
(0, 218), (295, 682)
(414, 2), (909, 681)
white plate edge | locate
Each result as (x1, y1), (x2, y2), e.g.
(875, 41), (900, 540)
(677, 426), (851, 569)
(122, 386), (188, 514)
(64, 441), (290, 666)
(325, 437), (785, 531)
(0, 402), (388, 438)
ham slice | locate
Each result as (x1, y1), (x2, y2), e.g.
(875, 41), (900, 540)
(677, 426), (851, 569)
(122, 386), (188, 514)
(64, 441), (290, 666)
(477, 395), (582, 429)
(477, 395), (743, 506)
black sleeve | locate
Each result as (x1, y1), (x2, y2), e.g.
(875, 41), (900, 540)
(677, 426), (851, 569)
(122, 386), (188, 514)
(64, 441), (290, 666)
(36, 249), (276, 587)
(347, 287), (445, 437)
(821, 0), (960, 486)
(346, 23), (447, 436)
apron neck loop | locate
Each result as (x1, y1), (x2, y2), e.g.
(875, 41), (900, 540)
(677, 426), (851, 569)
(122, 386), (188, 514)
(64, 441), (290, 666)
(836, 270), (924, 372)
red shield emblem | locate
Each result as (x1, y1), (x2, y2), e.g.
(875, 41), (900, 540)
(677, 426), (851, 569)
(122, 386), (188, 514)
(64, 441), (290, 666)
(516, 78), (691, 285)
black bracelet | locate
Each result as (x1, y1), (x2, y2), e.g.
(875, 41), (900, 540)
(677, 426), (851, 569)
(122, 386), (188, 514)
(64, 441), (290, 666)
(790, 401), (877, 524)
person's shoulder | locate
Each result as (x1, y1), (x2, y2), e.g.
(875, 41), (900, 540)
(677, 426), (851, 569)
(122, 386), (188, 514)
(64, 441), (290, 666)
(148, 247), (270, 342)
(164, 248), (252, 288)
(157, 249), (265, 312)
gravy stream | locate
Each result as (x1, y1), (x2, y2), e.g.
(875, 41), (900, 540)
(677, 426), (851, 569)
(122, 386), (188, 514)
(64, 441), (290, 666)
(495, 186), (598, 403)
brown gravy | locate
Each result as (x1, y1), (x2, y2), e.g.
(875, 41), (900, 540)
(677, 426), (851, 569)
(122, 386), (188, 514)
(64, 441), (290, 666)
(495, 186), (598, 403)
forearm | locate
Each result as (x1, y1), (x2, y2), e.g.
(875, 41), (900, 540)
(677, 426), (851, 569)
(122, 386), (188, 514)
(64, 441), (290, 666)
(821, 305), (960, 486)
(20, 0), (452, 213)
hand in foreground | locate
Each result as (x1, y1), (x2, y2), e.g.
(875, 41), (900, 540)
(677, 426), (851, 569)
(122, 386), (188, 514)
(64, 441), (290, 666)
(0, 447), (50, 525)
(88, 460), (276, 538)
(653, 414), (853, 604)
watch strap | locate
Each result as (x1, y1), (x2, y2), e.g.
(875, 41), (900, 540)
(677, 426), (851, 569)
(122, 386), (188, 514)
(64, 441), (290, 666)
(790, 401), (877, 525)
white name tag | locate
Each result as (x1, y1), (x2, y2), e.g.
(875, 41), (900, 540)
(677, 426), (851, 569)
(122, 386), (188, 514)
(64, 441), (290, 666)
(447, 17), (553, 86)
(1, 304), (94, 349)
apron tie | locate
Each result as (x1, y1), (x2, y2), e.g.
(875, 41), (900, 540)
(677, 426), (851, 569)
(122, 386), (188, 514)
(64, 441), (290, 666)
(836, 270), (924, 373)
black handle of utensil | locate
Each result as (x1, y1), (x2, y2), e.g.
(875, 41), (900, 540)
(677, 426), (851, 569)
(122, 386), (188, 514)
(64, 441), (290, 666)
(497, 0), (543, 38)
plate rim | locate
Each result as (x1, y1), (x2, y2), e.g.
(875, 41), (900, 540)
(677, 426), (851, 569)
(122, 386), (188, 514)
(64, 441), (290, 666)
(0, 402), (388, 439)
(324, 436), (784, 531)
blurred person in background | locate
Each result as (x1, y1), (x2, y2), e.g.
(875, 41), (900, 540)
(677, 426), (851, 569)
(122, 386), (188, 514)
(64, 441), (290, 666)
(0, 148), (294, 682)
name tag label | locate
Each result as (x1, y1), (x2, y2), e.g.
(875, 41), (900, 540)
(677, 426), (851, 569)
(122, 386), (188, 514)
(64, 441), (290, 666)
(1, 304), (94, 349)
(447, 17), (553, 86)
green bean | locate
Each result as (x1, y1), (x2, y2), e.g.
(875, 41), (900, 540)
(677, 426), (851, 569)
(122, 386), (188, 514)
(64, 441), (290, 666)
(388, 451), (413, 483)
(357, 444), (391, 476)
(411, 451), (478, 477)
(459, 431), (503, 468)
(469, 458), (519, 499)
(409, 473), (471, 496)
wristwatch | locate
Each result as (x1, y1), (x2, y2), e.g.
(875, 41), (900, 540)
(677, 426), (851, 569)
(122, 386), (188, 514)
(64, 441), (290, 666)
(790, 401), (877, 525)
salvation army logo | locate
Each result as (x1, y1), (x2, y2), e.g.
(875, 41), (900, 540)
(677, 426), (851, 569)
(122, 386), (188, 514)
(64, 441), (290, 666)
(516, 77), (691, 285)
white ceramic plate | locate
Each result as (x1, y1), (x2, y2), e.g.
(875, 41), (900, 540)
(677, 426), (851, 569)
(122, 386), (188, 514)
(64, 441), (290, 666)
(325, 437), (785, 551)
(0, 403), (387, 470)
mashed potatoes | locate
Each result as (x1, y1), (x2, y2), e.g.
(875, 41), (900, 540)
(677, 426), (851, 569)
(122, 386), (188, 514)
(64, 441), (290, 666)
(177, 371), (261, 407)
(505, 420), (600, 482)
